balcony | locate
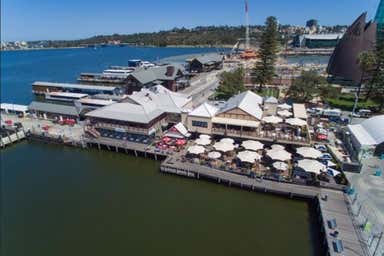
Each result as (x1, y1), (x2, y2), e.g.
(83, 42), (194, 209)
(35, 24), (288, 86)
(94, 122), (149, 135)
(211, 127), (310, 146)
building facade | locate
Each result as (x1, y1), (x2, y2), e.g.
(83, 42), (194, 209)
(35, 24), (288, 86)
(375, 0), (384, 42)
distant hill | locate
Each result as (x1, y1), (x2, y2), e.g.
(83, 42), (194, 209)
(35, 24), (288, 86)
(27, 25), (347, 48)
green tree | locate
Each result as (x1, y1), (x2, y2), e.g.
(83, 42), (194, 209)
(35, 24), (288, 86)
(357, 51), (377, 101)
(370, 42), (384, 111)
(252, 16), (279, 90)
(215, 68), (246, 100)
(287, 70), (327, 102)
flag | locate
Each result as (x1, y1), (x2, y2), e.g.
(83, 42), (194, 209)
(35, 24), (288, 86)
(245, 0), (248, 13)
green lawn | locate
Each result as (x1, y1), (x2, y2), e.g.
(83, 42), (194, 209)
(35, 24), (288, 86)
(326, 94), (379, 111)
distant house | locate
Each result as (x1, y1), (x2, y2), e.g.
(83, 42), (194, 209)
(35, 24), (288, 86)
(125, 64), (189, 93)
(186, 54), (224, 73)
(293, 34), (343, 48)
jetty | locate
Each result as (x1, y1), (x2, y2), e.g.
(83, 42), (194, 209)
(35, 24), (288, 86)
(160, 156), (366, 256)
(0, 128), (27, 148)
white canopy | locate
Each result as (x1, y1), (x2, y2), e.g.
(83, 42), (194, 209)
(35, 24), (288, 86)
(277, 110), (293, 117)
(187, 145), (205, 155)
(220, 138), (235, 144)
(213, 142), (235, 152)
(208, 151), (221, 159)
(237, 150), (261, 163)
(241, 140), (264, 151)
(273, 161), (289, 171)
(199, 134), (211, 140)
(296, 147), (322, 159)
(271, 144), (285, 150)
(285, 117), (307, 126)
(266, 149), (292, 162)
(297, 159), (326, 174)
(262, 115), (283, 124)
(195, 138), (211, 146)
(278, 103), (292, 110)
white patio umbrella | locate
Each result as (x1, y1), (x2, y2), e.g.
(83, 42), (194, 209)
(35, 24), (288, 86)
(297, 159), (326, 174)
(271, 144), (285, 150)
(241, 140), (264, 151)
(273, 161), (289, 171)
(199, 134), (211, 140)
(208, 151), (221, 159)
(195, 138), (211, 146)
(277, 110), (293, 118)
(266, 149), (292, 162)
(213, 142), (235, 152)
(220, 138), (235, 144)
(278, 103), (292, 110)
(262, 115), (283, 124)
(237, 150), (261, 163)
(187, 145), (205, 155)
(296, 147), (322, 159)
(285, 117), (307, 126)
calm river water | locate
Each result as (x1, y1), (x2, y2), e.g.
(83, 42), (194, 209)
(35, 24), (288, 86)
(1, 47), (321, 256)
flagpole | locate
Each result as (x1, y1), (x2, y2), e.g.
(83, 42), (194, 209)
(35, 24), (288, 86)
(245, 0), (250, 50)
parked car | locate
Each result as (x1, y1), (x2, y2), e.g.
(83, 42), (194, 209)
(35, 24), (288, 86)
(319, 153), (333, 160)
(314, 144), (327, 152)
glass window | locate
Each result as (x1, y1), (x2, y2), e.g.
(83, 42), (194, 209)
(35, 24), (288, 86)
(192, 120), (208, 128)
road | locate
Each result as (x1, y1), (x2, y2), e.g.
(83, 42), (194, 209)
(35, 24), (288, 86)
(180, 65), (236, 107)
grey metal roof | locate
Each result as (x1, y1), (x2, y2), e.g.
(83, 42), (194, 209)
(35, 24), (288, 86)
(189, 53), (224, 65)
(127, 85), (190, 114)
(28, 101), (80, 116)
(33, 81), (117, 91)
(218, 91), (263, 120)
(129, 64), (185, 84)
(85, 101), (164, 124)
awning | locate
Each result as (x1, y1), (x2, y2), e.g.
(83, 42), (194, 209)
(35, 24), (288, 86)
(293, 104), (307, 120)
(212, 117), (260, 128)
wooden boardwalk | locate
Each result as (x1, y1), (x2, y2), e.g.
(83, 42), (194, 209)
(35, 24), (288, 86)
(161, 157), (366, 256)
(84, 137), (169, 160)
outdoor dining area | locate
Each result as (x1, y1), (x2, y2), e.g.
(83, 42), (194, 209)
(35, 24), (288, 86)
(259, 103), (309, 143)
(155, 136), (187, 153)
(184, 134), (344, 186)
(185, 135), (295, 181)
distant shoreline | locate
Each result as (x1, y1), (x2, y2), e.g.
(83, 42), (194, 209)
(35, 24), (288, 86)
(1, 44), (232, 52)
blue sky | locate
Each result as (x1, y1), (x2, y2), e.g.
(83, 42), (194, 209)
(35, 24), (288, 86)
(1, 0), (381, 41)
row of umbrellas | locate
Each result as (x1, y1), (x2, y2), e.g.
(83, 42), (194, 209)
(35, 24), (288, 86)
(189, 136), (337, 175)
(262, 116), (307, 126)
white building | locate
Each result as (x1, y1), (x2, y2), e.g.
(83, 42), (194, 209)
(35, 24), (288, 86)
(347, 115), (384, 160)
